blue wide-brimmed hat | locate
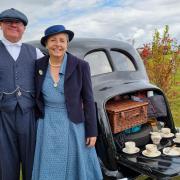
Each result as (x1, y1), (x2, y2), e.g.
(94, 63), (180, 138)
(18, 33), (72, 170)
(0, 8), (28, 26)
(41, 25), (74, 46)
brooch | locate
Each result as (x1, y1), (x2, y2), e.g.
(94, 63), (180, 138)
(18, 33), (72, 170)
(38, 69), (43, 75)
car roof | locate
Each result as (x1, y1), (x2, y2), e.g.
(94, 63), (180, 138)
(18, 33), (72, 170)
(28, 37), (149, 85)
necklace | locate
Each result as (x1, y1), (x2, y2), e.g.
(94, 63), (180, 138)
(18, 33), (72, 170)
(53, 82), (58, 87)
(52, 78), (59, 88)
(52, 77), (59, 88)
(49, 59), (61, 67)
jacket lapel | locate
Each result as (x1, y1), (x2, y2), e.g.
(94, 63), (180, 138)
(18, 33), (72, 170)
(36, 53), (78, 96)
(36, 56), (49, 97)
(65, 53), (78, 81)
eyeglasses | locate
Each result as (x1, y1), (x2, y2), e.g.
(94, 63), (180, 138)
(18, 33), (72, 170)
(2, 20), (24, 26)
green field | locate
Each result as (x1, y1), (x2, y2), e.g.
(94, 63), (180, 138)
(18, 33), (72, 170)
(144, 54), (180, 127)
(171, 68), (180, 127)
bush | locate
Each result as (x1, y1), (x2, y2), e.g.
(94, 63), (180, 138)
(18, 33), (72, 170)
(139, 25), (180, 101)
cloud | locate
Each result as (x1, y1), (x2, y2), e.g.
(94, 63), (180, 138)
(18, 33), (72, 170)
(0, 0), (180, 47)
(133, 29), (145, 39)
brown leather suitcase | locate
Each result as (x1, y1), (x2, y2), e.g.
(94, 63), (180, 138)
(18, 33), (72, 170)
(106, 100), (148, 134)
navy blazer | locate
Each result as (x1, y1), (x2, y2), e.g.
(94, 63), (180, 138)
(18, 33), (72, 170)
(35, 53), (98, 137)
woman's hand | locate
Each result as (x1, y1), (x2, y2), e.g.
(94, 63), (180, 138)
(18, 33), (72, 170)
(86, 137), (97, 147)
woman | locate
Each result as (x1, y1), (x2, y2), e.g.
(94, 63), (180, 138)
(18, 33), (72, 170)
(32, 25), (103, 180)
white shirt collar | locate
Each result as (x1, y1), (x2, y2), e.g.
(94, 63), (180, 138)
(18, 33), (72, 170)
(1, 37), (22, 47)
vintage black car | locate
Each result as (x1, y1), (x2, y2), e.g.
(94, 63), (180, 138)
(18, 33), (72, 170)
(29, 38), (180, 180)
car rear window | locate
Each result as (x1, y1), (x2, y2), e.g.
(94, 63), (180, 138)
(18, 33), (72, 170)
(110, 50), (136, 71)
(84, 51), (112, 76)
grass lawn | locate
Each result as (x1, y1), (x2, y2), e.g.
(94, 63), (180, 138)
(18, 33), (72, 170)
(144, 53), (180, 127)
(170, 68), (180, 127)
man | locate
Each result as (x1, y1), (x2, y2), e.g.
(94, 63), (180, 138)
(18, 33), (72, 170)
(0, 8), (43, 180)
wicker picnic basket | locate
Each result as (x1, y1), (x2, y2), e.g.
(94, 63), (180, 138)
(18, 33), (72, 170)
(106, 100), (148, 134)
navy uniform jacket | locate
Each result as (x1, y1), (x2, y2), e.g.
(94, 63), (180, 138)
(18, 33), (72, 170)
(35, 53), (98, 137)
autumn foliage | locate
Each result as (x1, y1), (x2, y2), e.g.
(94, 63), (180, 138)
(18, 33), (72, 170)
(139, 25), (180, 100)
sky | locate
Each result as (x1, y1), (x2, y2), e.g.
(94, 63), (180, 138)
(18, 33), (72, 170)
(0, 0), (180, 47)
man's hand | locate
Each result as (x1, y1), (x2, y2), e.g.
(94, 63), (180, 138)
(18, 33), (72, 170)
(86, 137), (97, 147)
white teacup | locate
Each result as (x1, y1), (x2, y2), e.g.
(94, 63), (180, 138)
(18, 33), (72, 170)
(145, 144), (158, 154)
(150, 132), (161, 136)
(161, 128), (171, 135)
(125, 141), (136, 153)
(151, 133), (162, 145)
(175, 133), (180, 139)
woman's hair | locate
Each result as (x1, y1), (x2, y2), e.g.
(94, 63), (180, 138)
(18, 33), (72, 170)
(65, 33), (69, 44)
(45, 32), (69, 47)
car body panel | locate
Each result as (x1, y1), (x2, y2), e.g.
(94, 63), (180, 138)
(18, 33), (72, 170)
(28, 38), (179, 179)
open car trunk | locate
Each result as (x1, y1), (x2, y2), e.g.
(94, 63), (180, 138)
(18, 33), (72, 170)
(104, 89), (180, 179)
(94, 81), (179, 179)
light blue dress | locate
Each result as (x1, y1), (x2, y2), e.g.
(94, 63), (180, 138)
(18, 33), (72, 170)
(32, 54), (103, 180)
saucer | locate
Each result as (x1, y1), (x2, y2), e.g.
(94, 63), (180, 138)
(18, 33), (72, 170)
(173, 138), (180, 144)
(122, 147), (140, 154)
(163, 147), (180, 156)
(142, 150), (161, 157)
(161, 133), (174, 138)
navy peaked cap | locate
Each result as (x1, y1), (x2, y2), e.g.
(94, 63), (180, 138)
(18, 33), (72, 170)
(0, 8), (28, 26)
